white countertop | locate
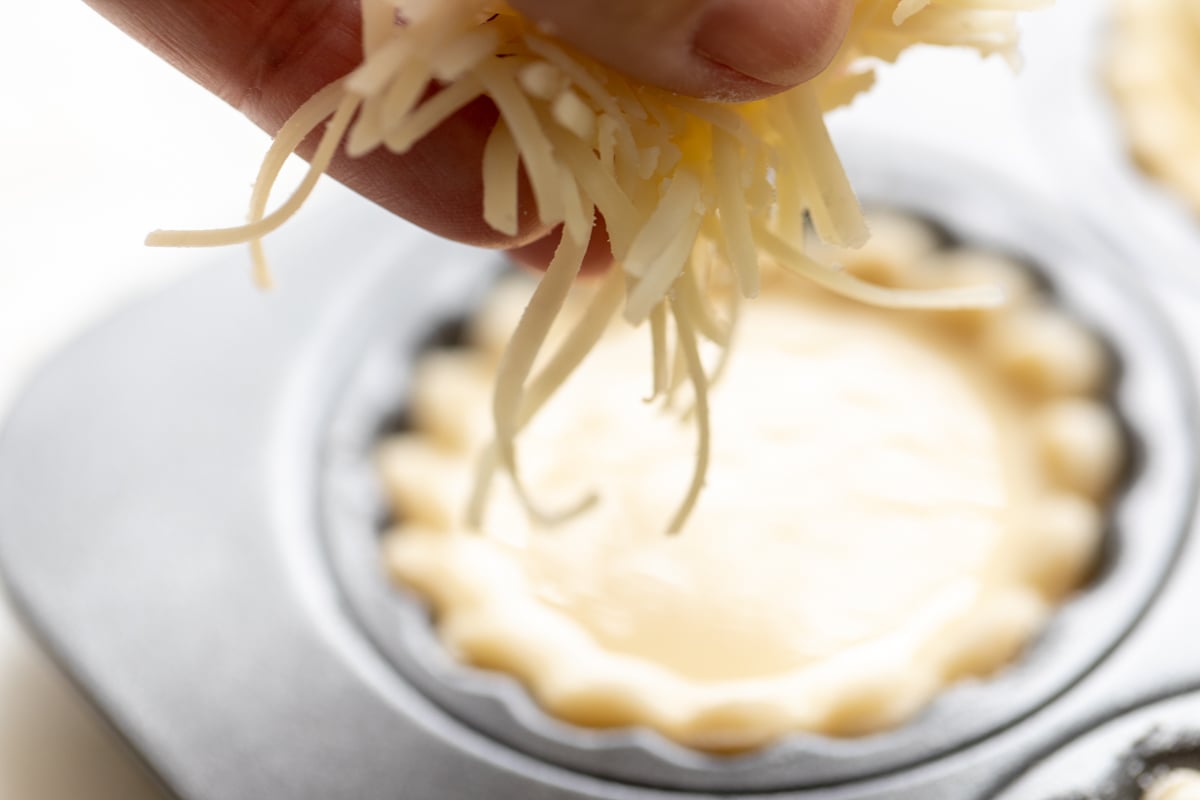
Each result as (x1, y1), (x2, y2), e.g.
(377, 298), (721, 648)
(0, 3), (1059, 797)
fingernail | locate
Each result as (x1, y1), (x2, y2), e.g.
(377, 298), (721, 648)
(693, 0), (847, 89)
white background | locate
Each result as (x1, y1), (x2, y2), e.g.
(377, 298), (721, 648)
(0, 3), (1057, 798)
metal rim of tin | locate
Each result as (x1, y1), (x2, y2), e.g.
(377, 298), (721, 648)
(319, 142), (1198, 794)
(994, 688), (1200, 799)
(1021, 0), (1200, 298)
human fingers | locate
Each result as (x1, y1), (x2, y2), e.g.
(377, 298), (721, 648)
(508, 0), (855, 102)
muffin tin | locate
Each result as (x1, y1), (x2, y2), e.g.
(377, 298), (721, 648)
(0, 144), (1197, 800)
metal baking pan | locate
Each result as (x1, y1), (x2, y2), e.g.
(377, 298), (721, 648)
(0, 143), (1197, 800)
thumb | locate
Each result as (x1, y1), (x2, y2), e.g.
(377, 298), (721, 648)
(507, 0), (854, 102)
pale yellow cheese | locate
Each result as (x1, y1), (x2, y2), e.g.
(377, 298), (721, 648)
(146, 0), (1043, 533)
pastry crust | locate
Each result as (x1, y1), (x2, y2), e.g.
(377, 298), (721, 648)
(1145, 769), (1200, 800)
(1109, 0), (1200, 215)
(381, 217), (1122, 750)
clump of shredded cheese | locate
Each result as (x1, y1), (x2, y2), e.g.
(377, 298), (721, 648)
(146, 0), (1046, 532)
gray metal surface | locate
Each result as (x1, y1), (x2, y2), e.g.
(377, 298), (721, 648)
(0, 147), (1198, 800)
(995, 690), (1200, 800)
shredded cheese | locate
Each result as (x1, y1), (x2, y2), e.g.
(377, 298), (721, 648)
(146, 0), (1045, 532)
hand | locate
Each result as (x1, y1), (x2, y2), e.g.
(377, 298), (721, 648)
(84, 0), (853, 268)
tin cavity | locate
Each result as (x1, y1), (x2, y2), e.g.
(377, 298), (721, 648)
(318, 196), (1190, 793)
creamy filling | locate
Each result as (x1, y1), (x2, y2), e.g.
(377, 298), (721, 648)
(474, 298), (1019, 681)
(380, 234), (1119, 747)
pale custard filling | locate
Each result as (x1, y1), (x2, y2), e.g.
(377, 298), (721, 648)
(380, 220), (1122, 750)
(1109, 0), (1200, 214)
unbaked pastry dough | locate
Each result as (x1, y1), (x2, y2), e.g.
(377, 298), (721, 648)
(1145, 769), (1200, 800)
(380, 217), (1123, 751)
(1109, 0), (1200, 214)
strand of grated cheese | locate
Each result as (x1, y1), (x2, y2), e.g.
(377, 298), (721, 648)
(492, 210), (594, 525)
(466, 266), (625, 526)
(667, 286), (712, 534)
(647, 301), (670, 403)
(245, 80), (347, 287)
(481, 120), (521, 237)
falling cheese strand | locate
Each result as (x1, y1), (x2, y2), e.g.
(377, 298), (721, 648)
(146, 0), (1045, 533)
(491, 212), (596, 525)
(667, 287), (713, 535)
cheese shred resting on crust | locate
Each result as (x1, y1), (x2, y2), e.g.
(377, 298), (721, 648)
(146, 0), (1045, 532)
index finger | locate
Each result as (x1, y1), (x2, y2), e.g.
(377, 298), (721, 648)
(83, 0), (546, 249)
